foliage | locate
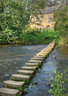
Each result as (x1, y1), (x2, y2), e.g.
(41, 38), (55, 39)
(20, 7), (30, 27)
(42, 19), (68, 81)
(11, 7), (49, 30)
(0, 0), (30, 30)
(54, 0), (68, 46)
(0, 27), (58, 44)
(46, 69), (68, 96)
(0, 0), (50, 45)
(19, 28), (58, 45)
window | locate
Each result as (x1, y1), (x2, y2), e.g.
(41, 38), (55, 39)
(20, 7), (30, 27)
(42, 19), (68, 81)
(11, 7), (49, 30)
(33, 17), (35, 23)
(48, 16), (50, 24)
(40, 16), (42, 22)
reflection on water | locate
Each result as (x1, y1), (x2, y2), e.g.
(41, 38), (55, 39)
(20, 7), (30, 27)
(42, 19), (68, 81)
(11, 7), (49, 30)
(55, 46), (68, 73)
(0, 45), (47, 87)
(25, 46), (68, 96)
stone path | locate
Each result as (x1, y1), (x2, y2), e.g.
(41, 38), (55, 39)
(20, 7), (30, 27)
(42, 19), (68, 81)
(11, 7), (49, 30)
(0, 40), (55, 96)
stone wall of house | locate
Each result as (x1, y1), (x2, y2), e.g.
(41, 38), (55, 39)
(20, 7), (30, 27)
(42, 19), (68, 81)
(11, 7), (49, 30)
(30, 14), (55, 29)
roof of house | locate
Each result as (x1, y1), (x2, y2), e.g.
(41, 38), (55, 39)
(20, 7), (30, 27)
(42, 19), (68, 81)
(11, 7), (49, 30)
(38, 5), (60, 14)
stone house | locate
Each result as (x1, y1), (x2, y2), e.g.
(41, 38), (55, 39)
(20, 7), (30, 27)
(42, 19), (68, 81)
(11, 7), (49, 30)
(30, 5), (60, 29)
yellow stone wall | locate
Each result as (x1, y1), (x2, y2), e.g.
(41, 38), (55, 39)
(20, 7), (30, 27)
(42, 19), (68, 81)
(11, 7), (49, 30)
(30, 14), (55, 29)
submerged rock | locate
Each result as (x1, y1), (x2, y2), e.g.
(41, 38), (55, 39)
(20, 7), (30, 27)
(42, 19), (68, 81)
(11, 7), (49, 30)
(32, 82), (37, 86)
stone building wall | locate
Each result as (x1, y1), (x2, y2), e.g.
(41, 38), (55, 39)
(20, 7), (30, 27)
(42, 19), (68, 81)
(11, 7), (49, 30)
(30, 14), (55, 29)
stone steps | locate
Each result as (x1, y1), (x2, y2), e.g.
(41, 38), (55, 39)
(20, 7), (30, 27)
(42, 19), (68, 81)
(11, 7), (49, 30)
(17, 70), (34, 75)
(25, 63), (39, 66)
(0, 40), (55, 96)
(36, 52), (46, 56)
(29, 60), (42, 63)
(0, 88), (19, 96)
(21, 66), (37, 70)
(4, 80), (24, 89)
(31, 57), (43, 60)
(12, 74), (30, 81)
(34, 55), (45, 58)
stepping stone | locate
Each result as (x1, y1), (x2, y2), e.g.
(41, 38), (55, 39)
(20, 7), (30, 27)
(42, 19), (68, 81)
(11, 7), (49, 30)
(40, 52), (48, 55)
(34, 56), (45, 58)
(25, 63), (39, 66)
(0, 88), (19, 96)
(37, 53), (46, 56)
(29, 60), (42, 63)
(4, 80), (24, 89)
(36, 53), (45, 55)
(12, 74), (30, 81)
(21, 66), (37, 70)
(17, 70), (34, 75)
(31, 57), (43, 60)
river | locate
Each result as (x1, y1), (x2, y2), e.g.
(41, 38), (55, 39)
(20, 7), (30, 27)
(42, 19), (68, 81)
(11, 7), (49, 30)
(0, 45), (47, 88)
(25, 46), (68, 96)
(0, 45), (68, 96)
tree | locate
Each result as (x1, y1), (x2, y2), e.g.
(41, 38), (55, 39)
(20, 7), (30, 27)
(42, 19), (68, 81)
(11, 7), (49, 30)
(0, 0), (48, 44)
(54, 0), (68, 45)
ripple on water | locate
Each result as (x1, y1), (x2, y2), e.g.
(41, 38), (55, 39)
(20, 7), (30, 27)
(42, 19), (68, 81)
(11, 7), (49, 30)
(25, 46), (68, 96)
(0, 45), (47, 88)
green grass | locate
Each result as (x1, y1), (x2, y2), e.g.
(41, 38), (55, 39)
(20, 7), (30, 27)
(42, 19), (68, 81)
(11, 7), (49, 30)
(0, 28), (58, 45)
(19, 29), (58, 45)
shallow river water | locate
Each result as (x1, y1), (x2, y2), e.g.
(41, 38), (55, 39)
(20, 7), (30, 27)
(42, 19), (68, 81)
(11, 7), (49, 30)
(25, 46), (68, 96)
(0, 45), (47, 88)
(0, 45), (68, 96)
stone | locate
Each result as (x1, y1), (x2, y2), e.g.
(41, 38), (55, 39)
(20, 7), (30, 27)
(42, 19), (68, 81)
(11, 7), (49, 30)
(21, 66), (37, 70)
(17, 70), (34, 75)
(25, 63), (39, 66)
(31, 57), (43, 60)
(4, 80), (24, 89)
(34, 56), (45, 58)
(32, 82), (37, 86)
(52, 56), (56, 59)
(29, 60), (42, 63)
(36, 52), (46, 56)
(0, 88), (19, 96)
(12, 74), (30, 81)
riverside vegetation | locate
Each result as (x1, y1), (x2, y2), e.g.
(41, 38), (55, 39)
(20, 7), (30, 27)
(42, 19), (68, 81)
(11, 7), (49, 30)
(0, 0), (68, 46)
(0, 0), (50, 45)
(0, 27), (58, 45)
(47, 69), (68, 96)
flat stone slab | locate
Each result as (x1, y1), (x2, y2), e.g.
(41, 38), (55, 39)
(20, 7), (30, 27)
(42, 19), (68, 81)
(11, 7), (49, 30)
(21, 66), (37, 70)
(4, 80), (24, 89)
(17, 70), (34, 75)
(0, 88), (19, 96)
(29, 60), (42, 63)
(37, 53), (46, 56)
(12, 74), (30, 81)
(25, 63), (39, 66)
(36, 53), (46, 56)
(34, 56), (45, 58)
(31, 57), (43, 60)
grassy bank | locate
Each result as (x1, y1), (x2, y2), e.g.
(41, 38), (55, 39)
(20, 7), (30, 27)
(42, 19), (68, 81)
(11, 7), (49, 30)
(20, 30), (58, 45)
(0, 28), (58, 45)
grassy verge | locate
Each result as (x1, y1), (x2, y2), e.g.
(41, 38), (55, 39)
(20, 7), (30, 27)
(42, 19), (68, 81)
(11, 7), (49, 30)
(19, 29), (58, 45)
(0, 28), (58, 45)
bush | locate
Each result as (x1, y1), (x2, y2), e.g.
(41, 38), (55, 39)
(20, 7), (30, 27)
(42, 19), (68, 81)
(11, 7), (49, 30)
(54, 7), (68, 46)
(46, 69), (68, 96)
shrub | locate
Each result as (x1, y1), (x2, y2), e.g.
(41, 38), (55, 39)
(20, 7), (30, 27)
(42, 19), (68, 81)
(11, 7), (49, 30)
(46, 69), (68, 96)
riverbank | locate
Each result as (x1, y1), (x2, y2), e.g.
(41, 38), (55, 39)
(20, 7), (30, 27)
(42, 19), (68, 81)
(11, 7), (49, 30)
(25, 45), (68, 96)
(0, 40), (55, 96)
(0, 45), (47, 88)
(0, 29), (58, 45)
